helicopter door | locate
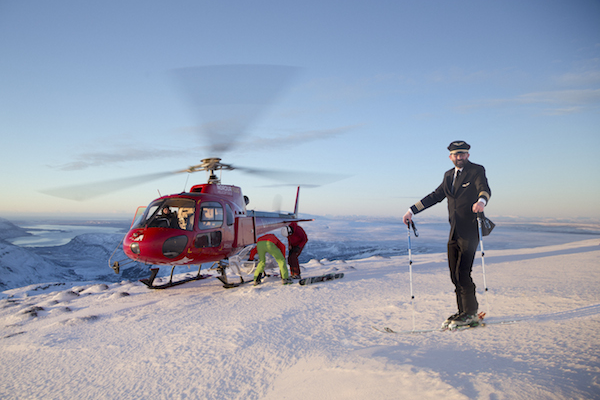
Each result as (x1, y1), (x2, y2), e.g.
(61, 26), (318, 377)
(194, 201), (224, 248)
(234, 217), (255, 247)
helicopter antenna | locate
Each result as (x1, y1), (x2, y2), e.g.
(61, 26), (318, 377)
(183, 173), (190, 192)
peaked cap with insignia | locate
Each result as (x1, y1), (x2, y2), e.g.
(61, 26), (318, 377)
(448, 140), (471, 154)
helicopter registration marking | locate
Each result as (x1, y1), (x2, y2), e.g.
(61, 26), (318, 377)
(215, 185), (233, 194)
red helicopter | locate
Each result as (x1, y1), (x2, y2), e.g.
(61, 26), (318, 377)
(109, 158), (312, 289)
(43, 65), (342, 289)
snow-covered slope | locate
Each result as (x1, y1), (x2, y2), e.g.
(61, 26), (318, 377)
(0, 240), (68, 290)
(29, 233), (148, 282)
(1, 238), (599, 399)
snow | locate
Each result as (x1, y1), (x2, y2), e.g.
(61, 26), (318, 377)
(1, 217), (600, 399)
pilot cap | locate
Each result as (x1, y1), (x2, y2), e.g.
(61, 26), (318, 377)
(448, 140), (471, 154)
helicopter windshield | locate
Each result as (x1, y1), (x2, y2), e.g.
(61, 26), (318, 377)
(135, 198), (196, 231)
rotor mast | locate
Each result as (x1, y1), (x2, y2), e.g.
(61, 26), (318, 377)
(184, 158), (235, 184)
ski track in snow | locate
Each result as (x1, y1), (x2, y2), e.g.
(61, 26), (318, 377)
(1, 239), (599, 399)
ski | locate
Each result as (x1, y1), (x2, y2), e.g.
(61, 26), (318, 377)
(372, 326), (444, 334)
(373, 312), (495, 335)
(299, 272), (344, 286)
(372, 323), (485, 335)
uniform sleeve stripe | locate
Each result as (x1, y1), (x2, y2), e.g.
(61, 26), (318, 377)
(415, 201), (425, 212)
(479, 191), (490, 201)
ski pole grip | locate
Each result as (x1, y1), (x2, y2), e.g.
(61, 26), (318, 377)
(410, 220), (419, 237)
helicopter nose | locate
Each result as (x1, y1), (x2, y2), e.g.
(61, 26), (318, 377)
(162, 235), (189, 259)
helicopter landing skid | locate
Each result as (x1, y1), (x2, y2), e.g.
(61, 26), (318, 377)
(140, 266), (211, 289)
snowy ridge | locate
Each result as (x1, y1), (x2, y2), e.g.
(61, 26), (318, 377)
(0, 219), (32, 241)
(0, 241), (66, 290)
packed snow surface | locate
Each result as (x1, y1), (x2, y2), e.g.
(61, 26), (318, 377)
(1, 234), (599, 399)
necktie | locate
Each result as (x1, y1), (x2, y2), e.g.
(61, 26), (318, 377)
(452, 169), (461, 193)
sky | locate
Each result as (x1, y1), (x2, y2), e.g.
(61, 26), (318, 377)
(1, 0), (599, 220)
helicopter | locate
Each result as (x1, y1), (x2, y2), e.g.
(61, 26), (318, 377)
(43, 64), (342, 289)
(108, 157), (312, 289)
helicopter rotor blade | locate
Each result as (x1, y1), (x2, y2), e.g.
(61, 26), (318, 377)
(41, 65), (345, 202)
(40, 171), (183, 201)
(170, 65), (300, 156)
(234, 165), (350, 187)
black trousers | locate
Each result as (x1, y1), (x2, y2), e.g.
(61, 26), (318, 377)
(288, 245), (304, 276)
(447, 235), (479, 315)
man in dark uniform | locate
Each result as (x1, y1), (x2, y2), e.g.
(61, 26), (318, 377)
(403, 141), (491, 328)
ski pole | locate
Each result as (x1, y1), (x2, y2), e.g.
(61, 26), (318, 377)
(476, 214), (488, 292)
(477, 213), (490, 316)
(407, 220), (418, 299)
(407, 220), (418, 330)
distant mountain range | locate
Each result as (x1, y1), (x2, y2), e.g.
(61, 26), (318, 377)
(0, 218), (147, 291)
(2, 216), (598, 292)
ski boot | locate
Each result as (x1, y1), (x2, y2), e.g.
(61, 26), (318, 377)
(441, 312), (461, 330)
(447, 312), (481, 330)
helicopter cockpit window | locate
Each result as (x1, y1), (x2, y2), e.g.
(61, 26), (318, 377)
(198, 201), (224, 230)
(135, 199), (196, 231)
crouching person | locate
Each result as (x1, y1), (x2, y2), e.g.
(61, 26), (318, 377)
(249, 234), (292, 285)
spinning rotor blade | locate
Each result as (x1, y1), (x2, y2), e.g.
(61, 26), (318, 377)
(235, 166), (350, 187)
(41, 171), (182, 201)
(171, 65), (299, 155)
(42, 65), (346, 202)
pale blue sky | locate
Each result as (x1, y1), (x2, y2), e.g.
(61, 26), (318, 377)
(1, 1), (599, 220)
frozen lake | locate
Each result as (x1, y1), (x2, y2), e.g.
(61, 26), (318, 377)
(6, 224), (128, 247)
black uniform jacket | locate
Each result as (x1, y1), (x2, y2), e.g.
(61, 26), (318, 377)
(410, 161), (491, 241)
